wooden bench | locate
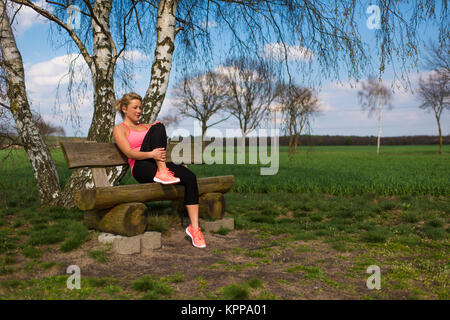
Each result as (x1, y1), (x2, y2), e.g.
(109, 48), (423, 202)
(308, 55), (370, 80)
(60, 141), (234, 236)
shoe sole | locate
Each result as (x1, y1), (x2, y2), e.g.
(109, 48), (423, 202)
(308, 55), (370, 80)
(185, 227), (206, 248)
(153, 177), (180, 184)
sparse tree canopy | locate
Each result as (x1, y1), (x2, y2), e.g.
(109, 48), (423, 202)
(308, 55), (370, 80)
(357, 76), (393, 154)
(172, 70), (229, 149)
(277, 83), (320, 153)
(221, 56), (278, 153)
(32, 113), (66, 137)
(417, 70), (449, 154)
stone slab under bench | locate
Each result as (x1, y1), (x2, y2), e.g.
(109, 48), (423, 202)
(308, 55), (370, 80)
(98, 231), (162, 255)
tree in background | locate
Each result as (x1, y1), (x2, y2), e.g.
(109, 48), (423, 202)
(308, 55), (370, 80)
(277, 84), (320, 154)
(32, 113), (66, 138)
(357, 76), (393, 154)
(417, 36), (450, 154)
(172, 70), (229, 151)
(221, 57), (278, 155)
(416, 72), (449, 154)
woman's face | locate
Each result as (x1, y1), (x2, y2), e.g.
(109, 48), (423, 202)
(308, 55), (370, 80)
(123, 99), (142, 123)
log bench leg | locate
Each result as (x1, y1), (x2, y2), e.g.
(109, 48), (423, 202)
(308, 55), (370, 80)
(83, 202), (148, 237)
(172, 192), (225, 221)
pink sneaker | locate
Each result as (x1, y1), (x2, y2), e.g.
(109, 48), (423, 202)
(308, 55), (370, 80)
(185, 225), (206, 248)
(153, 168), (180, 184)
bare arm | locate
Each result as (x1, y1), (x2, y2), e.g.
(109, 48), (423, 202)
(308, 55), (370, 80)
(113, 125), (166, 161)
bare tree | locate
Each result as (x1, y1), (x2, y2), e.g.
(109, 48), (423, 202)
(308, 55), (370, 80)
(416, 72), (449, 154)
(357, 76), (393, 154)
(277, 84), (320, 153)
(158, 114), (180, 132)
(221, 57), (278, 155)
(32, 113), (66, 137)
(0, 0), (61, 204)
(172, 70), (229, 151)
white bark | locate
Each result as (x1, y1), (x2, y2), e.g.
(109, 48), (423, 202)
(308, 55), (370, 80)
(142, 0), (178, 123)
(377, 100), (382, 155)
(0, 0), (61, 204)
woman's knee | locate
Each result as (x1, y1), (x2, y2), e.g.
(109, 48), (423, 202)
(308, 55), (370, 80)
(149, 122), (165, 131)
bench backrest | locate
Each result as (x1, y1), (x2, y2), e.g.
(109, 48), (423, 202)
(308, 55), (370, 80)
(60, 141), (203, 188)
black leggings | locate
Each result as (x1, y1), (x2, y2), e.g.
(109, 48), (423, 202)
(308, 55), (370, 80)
(132, 123), (199, 205)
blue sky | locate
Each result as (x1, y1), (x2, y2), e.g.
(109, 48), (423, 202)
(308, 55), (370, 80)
(10, 2), (449, 138)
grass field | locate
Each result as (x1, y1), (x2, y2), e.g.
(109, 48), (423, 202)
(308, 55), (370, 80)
(0, 145), (448, 299)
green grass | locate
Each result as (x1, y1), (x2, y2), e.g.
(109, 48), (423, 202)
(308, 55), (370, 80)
(0, 145), (448, 300)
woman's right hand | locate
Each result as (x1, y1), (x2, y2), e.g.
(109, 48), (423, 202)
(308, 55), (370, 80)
(150, 148), (166, 162)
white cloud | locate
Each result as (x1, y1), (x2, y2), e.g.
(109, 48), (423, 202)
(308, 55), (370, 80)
(25, 54), (90, 91)
(120, 50), (151, 62)
(263, 43), (314, 62)
(8, 0), (52, 37)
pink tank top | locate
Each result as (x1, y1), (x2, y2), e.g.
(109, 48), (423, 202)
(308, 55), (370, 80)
(122, 122), (149, 175)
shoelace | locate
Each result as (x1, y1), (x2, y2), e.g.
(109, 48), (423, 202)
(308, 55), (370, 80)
(192, 228), (204, 241)
(167, 170), (176, 177)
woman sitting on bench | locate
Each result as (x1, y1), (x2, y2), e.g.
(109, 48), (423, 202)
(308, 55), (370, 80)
(113, 92), (206, 248)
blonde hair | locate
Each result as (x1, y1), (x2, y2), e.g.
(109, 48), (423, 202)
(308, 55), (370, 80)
(114, 92), (143, 119)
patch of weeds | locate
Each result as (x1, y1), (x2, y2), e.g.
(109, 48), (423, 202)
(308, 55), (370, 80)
(232, 247), (244, 255)
(422, 226), (446, 240)
(277, 279), (290, 285)
(0, 265), (17, 275)
(60, 221), (89, 252)
(285, 264), (326, 281)
(360, 227), (391, 243)
(0, 230), (17, 254)
(27, 224), (66, 246)
(22, 246), (43, 259)
(212, 249), (223, 255)
(12, 218), (26, 228)
(257, 291), (280, 300)
(0, 279), (26, 290)
(39, 261), (61, 270)
(247, 278), (263, 289)
(245, 250), (267, 258)
(401, 211), (422, 223)
(426, 217), (444, 228)
(296, 245), (311, 253)
(292, 231), (317, 241)
(103, 284), (123, 296)
(225, 262), (258, 271)
(88, 248), (110, 264)
(197, 276), (209, 293)
(248, 215), (276, 224)
(131, 275), (173, 300)
(87, 277), (117, 288)
(211, 227), (231, 236)
(219, 283), (250, 300)
(163, 271), (185, 284)
(1, 254), (16, 265)
(396, 234), (422, 247)
(147, 214), (176, 235)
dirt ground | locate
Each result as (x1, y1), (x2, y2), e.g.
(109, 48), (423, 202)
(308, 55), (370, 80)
(4, 225), (390, 300)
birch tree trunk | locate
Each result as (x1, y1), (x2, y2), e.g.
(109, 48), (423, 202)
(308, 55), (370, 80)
(436, 113), (443, 154)
(49, 0), (127, 208)
(0, 0), (61, 205)
(142, 0), (178, 123)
